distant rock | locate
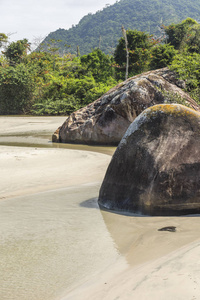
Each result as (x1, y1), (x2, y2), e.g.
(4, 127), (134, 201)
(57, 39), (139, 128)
(52, 68), (200, 145)
(98, 104), (200, 216)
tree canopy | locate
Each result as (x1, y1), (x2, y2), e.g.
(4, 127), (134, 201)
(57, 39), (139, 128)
(164, 18), (198, 49)
(114, 29), (155, 75)
(81, 48), (114, 81)
(42, 0), (200, 55)
(0, 33), (8, 48)
(1, 17), (200, 116)
(3, 39), (31, 65)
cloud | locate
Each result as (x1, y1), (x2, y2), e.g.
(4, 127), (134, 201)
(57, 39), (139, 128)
(0, 0), (116, 43)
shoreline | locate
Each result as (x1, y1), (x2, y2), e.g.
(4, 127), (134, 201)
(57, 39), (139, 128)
(64, 239), (200, 300)
(0, 116), (200, 300)
(0, 145), (111, 201)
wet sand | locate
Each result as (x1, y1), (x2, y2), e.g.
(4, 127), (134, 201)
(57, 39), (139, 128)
(0, 145), (111, 200)
(65, 212), (200, 300)
(0, 116), (200, 300)
(0, 115), (115, 155)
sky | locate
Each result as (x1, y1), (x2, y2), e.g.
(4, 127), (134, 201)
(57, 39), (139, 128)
(0, 0), (117, 47)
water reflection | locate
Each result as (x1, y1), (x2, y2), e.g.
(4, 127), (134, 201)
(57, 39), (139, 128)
(0, 115), (116, 155)
(0, 185), (121, 300)
(1, 116), (200, 300)
(0, 116), (118, 300)
(0, 133), (116, 155)
(99, 208), (200, 266)
(80, 199), (200, 267)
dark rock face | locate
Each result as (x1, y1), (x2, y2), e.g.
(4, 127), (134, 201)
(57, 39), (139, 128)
(158, 226), (176, 232)
(98, 104), (200, 216)
(52, 68), (200, 145)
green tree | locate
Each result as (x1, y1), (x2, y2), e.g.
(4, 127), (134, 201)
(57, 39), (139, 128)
(45, 39), (63, 70)
(46, 39), (62, 54)
(0, 63), (35, 114)
(81, 48), (114, 82)
(0, 33), (8, 48)
(3, 39), (31, 65)
(180, 23), (200, 53)
(149, 44), (177, 70)
(0, 37), (114, 116)
(41, 0), (200, 56)
(164, 18), (197, 50)
(114, 29), (155, 77)
(170, 51), (200, 104)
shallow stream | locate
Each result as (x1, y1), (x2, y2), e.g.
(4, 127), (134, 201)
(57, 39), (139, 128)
(1, 116), (200, 300)
(0, 116), (122, 300)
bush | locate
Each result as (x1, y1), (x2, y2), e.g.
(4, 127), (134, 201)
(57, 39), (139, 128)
(170, 51), (200, 105)
(0, 64), (34, 114)
(170, 52), (200, 90)
(31, 96), (80, 115)
(149, 44), (177, 70)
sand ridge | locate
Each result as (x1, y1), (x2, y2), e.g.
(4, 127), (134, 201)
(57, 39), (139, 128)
(0, 145), (111, 200)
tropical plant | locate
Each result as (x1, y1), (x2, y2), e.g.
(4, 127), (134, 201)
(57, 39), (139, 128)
(180, 23), (200, 53)
(149, 44), (177, 69)
(3, 39), (31, 65)
(170, 51), (200, 105)
(114, 29), (156, 78)
(164, 18), (197, 50)
(0, 63), (35, 114)
(81, 48), (114, 81)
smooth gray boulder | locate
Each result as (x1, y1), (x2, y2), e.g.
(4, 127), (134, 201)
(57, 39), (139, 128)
(52, 68), (200, 145)
(98, 104), (200, 216)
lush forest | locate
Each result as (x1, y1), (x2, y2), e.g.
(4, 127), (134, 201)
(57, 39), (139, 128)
(0, 18), (200, 115)
(42, 0), (200, 55)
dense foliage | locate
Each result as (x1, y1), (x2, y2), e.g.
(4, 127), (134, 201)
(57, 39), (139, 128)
(170, 52), (200, 102)
(166, 19), (200, 104)
(0, 45), (117, 115)
(114, 30), (154, 76)
(114, 29), (178, 78)
(164, 18), (199, 50)
(3, 39), (31, 65)
(42, 0), (200, 55)
(149, 44), (177, 70)
(0, 63), (34, 114)
(1, 17), (200, 115)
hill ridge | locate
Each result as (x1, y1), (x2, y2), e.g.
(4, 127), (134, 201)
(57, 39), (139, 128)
(43, 0), (200, 55)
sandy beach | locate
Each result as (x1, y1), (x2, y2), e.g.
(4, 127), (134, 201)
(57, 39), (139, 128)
(0, 116), (200, 300)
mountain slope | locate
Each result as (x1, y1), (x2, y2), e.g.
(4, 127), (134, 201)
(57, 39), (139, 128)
(43, 0), (200, 55)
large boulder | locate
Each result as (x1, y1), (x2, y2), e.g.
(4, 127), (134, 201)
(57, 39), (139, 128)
(52, 68), (200, 145)
(98, 104), (200, 216)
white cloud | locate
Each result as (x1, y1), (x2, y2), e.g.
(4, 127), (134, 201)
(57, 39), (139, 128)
(0, 0), (116, 44)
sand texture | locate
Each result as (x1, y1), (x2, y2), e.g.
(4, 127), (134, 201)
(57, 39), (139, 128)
(0, 116), (200, 300)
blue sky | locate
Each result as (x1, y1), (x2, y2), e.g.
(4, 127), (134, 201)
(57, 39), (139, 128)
(0, 0), (116, 46)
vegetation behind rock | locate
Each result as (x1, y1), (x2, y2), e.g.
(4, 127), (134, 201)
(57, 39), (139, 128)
(0, 17), (200, 115)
